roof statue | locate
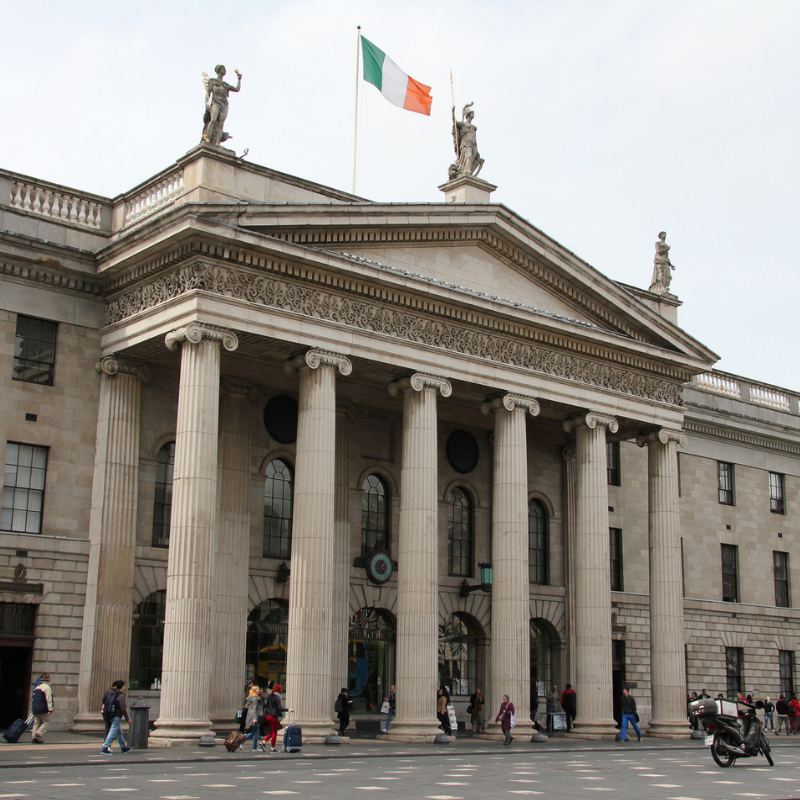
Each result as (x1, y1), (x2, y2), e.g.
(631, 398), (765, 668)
(202, 64), (242, 146)
(649, 231), (674, 294)
(449, 102), (484, 180)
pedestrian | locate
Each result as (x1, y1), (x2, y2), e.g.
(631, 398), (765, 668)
(262, 683), (293, 752)
(561, 684), (577, 731)
(242, 685), (264, 751)
(688, 691), (699, 730)
(763, 696), (774, 731)
(30, 673), (54, 744)
(437, 687), (451, 735)
(335, 687), (352, 736)
(381, 685), (396, 733)
(619, 687), (642, 742)
(101, 682), (119, 736)
(776, 694), (790, 735)
(546, 684), (559, 732)
(789, 694), (800, 734)
(495, 694), (515, 745)
(468, 687), (486, 733)
(100, 680), (131, 754)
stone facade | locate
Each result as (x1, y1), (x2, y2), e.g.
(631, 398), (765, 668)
(0, 148), (797, 742)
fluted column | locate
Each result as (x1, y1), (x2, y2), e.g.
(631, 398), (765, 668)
(562, 447), (578, 695)
(209, 379), (258, 730)
(637, 428), (688, 738)
(73, 357), (151, 731)
(482, 393), (540, 732)
(152, 323), (238, 742)
(388, 373), (452, 742)
(284, 349), (352, 741)
(563, 412), (619, 738)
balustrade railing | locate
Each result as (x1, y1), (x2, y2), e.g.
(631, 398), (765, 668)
(123, 170), (184, 226)
(749, 384), (791, 411)
(693, 372), (795, 413)
(692, 372), (741, 399)
(10, 180), (104, 229)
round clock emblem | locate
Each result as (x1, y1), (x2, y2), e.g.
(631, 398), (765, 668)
(366, 551), (393, 584)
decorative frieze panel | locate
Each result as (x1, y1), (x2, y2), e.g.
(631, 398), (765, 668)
(106, 262), (684, 407)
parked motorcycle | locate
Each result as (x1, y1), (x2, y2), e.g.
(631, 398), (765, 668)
(689, 697), (773, 768)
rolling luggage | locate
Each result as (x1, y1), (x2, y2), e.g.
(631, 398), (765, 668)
(3, 717), (30, 744)
(224, 730), (246, 752)
(282, 725), (302, 753)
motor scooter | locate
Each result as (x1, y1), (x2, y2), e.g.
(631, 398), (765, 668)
(689, 697), (773, 768)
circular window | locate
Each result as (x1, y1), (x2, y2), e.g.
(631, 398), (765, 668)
(446, 430), (479, 474)
(263, 395), (298, 444)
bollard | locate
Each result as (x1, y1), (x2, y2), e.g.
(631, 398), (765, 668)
(128, 701), (150, 749)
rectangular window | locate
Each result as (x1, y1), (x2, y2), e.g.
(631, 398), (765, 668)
(721, 543), (739, 603)
(774, 551), (790, 608)
(610, 527), (623, 592)
(1, 443), (48, 534)
(770, 472), (785, 515)
(12, 316), (57, 386)
(726, 647), (743, 698)
(718, 462), (734, 505)
(606, 441), (621, 486)
(780, 651), (795, 698)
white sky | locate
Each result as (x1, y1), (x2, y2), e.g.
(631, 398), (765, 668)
(4, 1), (798, 390)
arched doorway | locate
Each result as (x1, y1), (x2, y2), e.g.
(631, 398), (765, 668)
(348, 607), (396, 714)
(439, 613), (482, 698)
(247, 600), (288, 688)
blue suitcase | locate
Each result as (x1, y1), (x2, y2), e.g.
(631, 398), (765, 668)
(3, 718), (29, 743)
(282, 725), (302, 753)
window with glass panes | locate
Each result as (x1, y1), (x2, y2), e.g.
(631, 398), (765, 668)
(606, 441), (621, 486)
(770, 472), (785, 514)
(1, 443), (47, 534)
(447, 488), (473, 577)
(780, 650), (795, 698)
(774, 551), (790, 608)
(361, 474), (389, 555)
(151, 442), (175, 547)
(718, 462), (734, 505)
(528, 499), (548, 584)
(610, 528), (623, 591)
(721, 544), (739, 602)
(12, 316), (57, 385)
(263, 459), (293, 559)
(129, 590), (166, 690)
(726, 647), (743, 697)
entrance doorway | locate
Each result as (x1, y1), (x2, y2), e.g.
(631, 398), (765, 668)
(0, 603), (36, 728)
(348, 607), (396, 714)
(612, 639), (626, 724)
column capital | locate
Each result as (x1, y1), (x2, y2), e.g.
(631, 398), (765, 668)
(285, 348), (352, 376)
(95, 355), (152, 382)
(388, 372), (452, 398)
(481, 393), (540, 417)
(563, 412), (619, 435)
(165, 323), (238, 353)
(220, 377), (260, 402)
(636, 428), (687, 448)
(562, 446), (576, 462)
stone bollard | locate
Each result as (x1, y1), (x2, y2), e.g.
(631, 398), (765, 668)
(128, 700), (150, 749)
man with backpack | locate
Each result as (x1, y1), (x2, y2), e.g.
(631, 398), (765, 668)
(100, 680), (132, 755)
(30, 673), (53, 744)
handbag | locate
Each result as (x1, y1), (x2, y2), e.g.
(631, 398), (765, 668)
(380, 700), (390, 714)
(510, 712), (517, 728)
(635, 713), (640, 722)
(234, 707), (245, 723)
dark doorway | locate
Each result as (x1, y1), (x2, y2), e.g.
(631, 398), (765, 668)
(612, 639), (626, 725)
(0, 642), (33, 728)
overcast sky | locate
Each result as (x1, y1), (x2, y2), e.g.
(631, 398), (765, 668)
(4, 1), (798, 390)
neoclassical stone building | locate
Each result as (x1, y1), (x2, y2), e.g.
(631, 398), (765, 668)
(1, 146), (798, 741)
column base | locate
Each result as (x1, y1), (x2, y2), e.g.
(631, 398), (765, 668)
(151, 716), (214, 743)
(569, 719), (620, 739)
(71, 714), (106, 733)
(646, 719), (692, 739)
(385, 719), (443, 742)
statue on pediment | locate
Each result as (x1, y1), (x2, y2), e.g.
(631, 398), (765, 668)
(449, 102), (484, 180)
(649, 231), (674, 294)
(202, 65), (242, 146)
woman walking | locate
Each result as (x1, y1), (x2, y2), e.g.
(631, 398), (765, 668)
(263, 683), (293, 752)
(242, 685), (264, 751)
(495, 694), (515, 745)
(468, 687), (486, 733)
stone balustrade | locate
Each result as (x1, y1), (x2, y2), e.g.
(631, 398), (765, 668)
(123, 170), (184, 226)
(692, 371), (795, 413)
(10, 179), (106, 229)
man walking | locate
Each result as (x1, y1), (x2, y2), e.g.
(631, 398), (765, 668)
(776, 694), (790, 735)
(561, 684), (577, 731)
(30, 673), (53, 744)
(100, 680), (131, 754)
(619, 687), (642, 742)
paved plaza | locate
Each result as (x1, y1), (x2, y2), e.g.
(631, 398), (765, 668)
(1, 734), (800, 800)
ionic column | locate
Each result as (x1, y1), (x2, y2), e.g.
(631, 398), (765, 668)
(388, 373), (452, 742)
(482, 393), (540, 731)
(284, 349), (352, 741)
(209, 378), (259, 730)
(73, 357), (151, 731)
(637, 428), (688, 738)
(562, 448), (578, 695)
(152, 323), (238, 742)
(563, 412), (619, 738)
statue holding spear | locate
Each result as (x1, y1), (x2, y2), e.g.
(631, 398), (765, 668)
(449, 73), (484, 179)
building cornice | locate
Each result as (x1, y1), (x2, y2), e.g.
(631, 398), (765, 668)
(683, 418), (800, 456)
(0, 258), (102, 296)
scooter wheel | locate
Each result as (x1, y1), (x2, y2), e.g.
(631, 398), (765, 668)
(711, 734), (736, 768)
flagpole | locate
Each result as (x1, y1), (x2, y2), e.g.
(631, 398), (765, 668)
(351, 25), (361, 195)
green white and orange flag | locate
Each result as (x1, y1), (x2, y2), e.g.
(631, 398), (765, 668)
(361, 35), (432, 116)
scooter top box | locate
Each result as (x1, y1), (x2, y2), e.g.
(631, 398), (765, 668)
(688, 697), (739, 719)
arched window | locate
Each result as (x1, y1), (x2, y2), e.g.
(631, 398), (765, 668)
(263, 459), (293, 559)
(247, 599), (289, 686)
(447, 487), (473, 577)
(361, 474), (389, 555)
(152, 442), (175, 547)
(129, 590), (166, 690)
(529, 498), (548, 584)
(439, 613), (477, 696)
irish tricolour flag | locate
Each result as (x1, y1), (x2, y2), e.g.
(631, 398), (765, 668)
(361, 35), (432, 116)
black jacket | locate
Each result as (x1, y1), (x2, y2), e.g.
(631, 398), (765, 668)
(621, 693), (637, 716)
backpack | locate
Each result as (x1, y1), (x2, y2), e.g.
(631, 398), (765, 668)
(31, 687), (48, 715)
(102, 690), (118, 719)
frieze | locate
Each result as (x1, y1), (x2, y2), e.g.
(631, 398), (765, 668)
(106, 262), (684, 407)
